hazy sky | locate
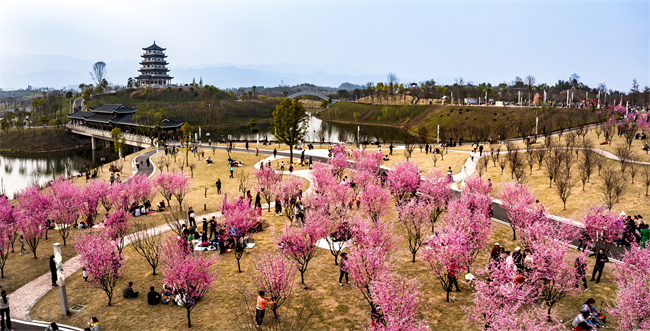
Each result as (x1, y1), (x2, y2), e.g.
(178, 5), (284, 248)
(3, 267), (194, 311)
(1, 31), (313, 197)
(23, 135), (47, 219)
(2, 0), (649, 90)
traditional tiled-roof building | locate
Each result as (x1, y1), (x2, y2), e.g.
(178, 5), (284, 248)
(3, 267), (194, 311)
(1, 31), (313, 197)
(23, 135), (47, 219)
(67, 104), (183, 134)
(136, 41), (173, 86)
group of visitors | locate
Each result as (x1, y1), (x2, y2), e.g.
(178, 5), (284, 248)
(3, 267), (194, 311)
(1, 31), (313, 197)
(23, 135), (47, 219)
(572, 298), (606, 330)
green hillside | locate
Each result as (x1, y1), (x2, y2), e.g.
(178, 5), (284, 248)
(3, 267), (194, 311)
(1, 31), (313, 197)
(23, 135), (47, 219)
(318, 102), (605, 141)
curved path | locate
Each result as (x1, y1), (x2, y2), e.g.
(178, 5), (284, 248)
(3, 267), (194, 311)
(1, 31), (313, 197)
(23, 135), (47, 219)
(13, 142), (630, 328)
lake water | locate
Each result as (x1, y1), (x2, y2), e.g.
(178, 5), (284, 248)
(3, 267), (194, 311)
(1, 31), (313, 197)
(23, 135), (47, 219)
(0, 116), (407, 198)
(0, 147), (119, 199)
(214, 113), (410, 143)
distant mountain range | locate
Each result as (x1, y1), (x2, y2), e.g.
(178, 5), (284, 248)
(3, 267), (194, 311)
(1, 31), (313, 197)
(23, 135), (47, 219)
(0, 55), (394, 91)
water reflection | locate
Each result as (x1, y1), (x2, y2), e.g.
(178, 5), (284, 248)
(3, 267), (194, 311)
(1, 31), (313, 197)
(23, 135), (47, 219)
(0, 147), (119, 199)
(213, 114), (410, 143)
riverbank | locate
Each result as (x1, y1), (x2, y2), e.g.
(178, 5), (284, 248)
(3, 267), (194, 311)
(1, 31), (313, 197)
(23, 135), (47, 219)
(0, 127), (90, 154)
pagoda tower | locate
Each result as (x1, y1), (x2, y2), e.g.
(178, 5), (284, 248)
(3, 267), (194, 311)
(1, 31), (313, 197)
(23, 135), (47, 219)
(136, 41), (173, 86)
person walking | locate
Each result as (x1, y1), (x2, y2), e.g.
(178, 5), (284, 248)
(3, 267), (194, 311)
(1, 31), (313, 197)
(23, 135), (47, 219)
(575, 256), (589, 290)
(50, 255), (58, 286)
(230, 165), (234, 178)
(470, 151), (475, 162)
(289, 165), (293, 174)
(338, 253), (349, 286)
(447, 167), (453, 182)
(589, 249), (609, 284)
(110, 173), (115, 185)
(640, 223), (649, 248)
(479, 145), (484, 156)
(18, 235), (28, 255)
(273, 148), (277, 159)
(0, 290), (11, 331)
(216, 178), (222, 194)
(254, 192), (262, 209)
(280, 161), (285, 171)
(255, 291), (275, 327)
(389, 144), (393, 155)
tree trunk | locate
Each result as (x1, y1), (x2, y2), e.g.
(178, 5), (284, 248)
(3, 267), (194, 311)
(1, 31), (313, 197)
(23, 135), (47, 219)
(289, 146), (293, 165)
(237, 258), (242, 273)
(187, 308), (192, 327)
(446, 290), (450, 302)
(512, 227), (517, 241)
(300, 271), (305, 284)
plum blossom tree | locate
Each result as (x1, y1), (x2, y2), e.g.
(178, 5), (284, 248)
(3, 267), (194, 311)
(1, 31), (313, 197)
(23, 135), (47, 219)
(127, 174), (156, 205)
(274, 176), (303, 224)
(160, 238), (219, 328)
(75, 230), (124, 306)
(15, 185), (52, 258)
(422, 224), (472, 302)
(79, 179), (108, 226)
(254, 166), (282, 212)
(170, 172), (191, 211)
(275, 217), (324, 285)
(419, 168), (452, 232)
(103, 209), (131, 255)
(367, 271), (428, 331)
(0, 199), (15, 278)
(359, 184), (392, 223)
(498, 180), (536, 240)
(221, 195), (260, 272)
(155, 171), (175, 208)
(160, 232), (192, 268)
(305, 191), (353, 265)
(329, 143), (348, 179)
(48, 178), (81, 246)
(579, 205), (625, 254)
(347, 219), (396, 308)
(398, 198), (430, 263)
(252, 251), (296, 319)
(387, 161), (420, 204)
(607, 244), (650, 331)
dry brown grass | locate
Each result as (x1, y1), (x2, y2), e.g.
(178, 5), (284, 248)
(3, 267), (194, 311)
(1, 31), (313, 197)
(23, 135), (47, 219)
(31, 211), (618, 331)
(368, 147), (469, 175)
(482, 151), (649, 218)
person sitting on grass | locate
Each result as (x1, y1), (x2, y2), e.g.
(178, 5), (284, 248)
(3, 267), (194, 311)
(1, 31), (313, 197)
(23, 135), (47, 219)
(148, 286), (162, 305)
(206, 156), (213, 164)
(85, 317), (100, 331)
(123, 281), (139, 298)
(156, 201), (166, 212)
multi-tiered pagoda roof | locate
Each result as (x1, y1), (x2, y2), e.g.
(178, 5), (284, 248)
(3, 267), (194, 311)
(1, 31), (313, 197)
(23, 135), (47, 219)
(136, 41), (173, 86)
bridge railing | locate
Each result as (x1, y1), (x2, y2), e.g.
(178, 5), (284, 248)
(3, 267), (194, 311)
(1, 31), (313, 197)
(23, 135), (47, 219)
(67, 124), (152, 147)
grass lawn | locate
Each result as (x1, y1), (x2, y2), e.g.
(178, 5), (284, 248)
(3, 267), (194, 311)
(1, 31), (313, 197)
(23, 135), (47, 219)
(363, 147), (470, 175)
(482, 150), (649, 218)
(30, 208), (618, 331)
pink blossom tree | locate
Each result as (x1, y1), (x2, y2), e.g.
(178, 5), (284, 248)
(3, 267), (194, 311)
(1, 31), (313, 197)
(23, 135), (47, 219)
(275, 217), (324, 286)
(304, 191), (353, 265)
(252, 251), (296, 318)
(274, 176), (303, 224)
(329, 143), (349, 179)
(254, 166), (282, 211)
(15, 185), (52, 258)
(221, 195), (260, 272)
(444, 198), (492, 272)
(367, 271), (428, 331)
(48, 178), (82, 246)
(155, 171), (176, 209)
(498, 180), (536, 240)
(465, 261), (540, 329)
(160, 232), (192, 268)
(422, 223), (472, 302)
(607, 244), (650, 331)
(0, 198), (15, 278)
(419, 168), (452, 232)
(103, 209), (131, 255)
(359, 184), (392, 223)
(75, 230), (124, 306)
(398, 198), (430, 263)
(579, 205), (625, 254)
(347, 219), (396, 308)
(127, 174), (156, 205)
(80, 179), (108, 226)
(387, 161), (420, 204)
(160, 240), (219, 328)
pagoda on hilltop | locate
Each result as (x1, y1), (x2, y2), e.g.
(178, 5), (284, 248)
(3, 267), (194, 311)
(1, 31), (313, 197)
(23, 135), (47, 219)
(136, 41), (173, 86)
